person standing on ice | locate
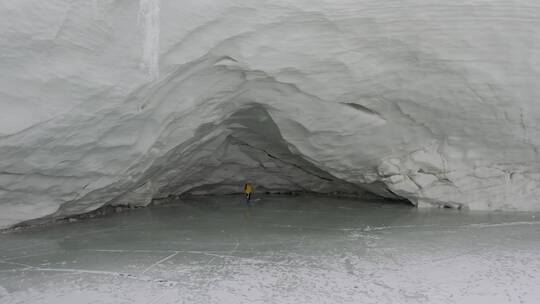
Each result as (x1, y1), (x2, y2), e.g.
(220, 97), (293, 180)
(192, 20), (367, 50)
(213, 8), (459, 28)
(243, 182), (254, 205)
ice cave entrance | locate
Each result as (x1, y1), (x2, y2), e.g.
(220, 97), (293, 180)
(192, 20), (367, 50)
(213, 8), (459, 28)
(149, 104), (406, 205)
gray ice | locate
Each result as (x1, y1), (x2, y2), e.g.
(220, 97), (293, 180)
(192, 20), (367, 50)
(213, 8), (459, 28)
(1, 196), (539, 304)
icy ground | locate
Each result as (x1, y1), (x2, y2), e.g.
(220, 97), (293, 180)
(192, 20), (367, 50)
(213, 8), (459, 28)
(1, 196), (539, 304)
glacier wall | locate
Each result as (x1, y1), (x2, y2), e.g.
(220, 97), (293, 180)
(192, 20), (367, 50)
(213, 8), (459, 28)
(1, 0), (540, 228)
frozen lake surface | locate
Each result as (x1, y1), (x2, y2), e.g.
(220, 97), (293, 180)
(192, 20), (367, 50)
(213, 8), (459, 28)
(1, 195), (540, 304)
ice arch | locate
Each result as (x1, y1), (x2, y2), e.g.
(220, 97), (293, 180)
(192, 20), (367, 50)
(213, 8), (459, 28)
(1, 0), (540, 228)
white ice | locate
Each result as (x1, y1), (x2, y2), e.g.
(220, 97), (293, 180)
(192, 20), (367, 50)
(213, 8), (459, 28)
(1, 196), (539, 304)
(1, 0), (540, 227)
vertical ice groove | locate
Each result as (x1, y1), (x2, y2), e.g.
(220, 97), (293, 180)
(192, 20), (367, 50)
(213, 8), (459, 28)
(138, 0), (160, 81)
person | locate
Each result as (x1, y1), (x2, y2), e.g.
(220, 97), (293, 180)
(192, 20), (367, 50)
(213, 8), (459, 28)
(243, 182), (253, 204)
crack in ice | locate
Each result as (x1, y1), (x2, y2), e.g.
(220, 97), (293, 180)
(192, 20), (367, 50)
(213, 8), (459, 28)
(142, 251), (179, 274)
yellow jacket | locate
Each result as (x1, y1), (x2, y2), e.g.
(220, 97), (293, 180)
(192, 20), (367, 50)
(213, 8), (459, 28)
(244, 183), (253, 194)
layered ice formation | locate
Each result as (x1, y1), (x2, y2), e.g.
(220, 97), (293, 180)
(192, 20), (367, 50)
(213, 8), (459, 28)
(1, 0), (540, 228)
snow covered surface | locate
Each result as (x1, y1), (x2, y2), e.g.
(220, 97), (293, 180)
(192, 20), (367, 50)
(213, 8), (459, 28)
(1, 0), (540, 227)
(1, 196), (540, 304)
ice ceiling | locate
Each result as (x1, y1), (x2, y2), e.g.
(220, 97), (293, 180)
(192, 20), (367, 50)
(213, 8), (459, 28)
(1, 0), (540, 228)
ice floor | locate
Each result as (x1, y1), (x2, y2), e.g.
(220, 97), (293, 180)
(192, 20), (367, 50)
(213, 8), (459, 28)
(1, 196), (540, 304)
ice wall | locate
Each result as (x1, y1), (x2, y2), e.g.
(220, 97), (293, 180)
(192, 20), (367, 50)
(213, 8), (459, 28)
(1, 0), (540, 228)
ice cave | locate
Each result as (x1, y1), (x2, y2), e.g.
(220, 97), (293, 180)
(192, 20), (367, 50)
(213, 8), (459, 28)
(1, 0), (540, 303)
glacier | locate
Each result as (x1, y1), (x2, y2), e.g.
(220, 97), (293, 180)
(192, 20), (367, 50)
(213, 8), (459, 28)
(1, 0), (540, 228)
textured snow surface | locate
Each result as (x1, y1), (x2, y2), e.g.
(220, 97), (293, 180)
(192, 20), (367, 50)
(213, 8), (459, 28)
(1, 0), (540, 227)
(1, 196), (540, 304)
